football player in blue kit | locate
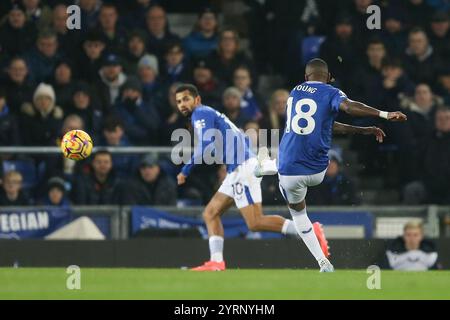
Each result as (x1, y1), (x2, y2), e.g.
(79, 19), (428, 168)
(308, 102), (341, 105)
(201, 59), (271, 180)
(175, 84), (329, 271)
(256, 58), (407, 272)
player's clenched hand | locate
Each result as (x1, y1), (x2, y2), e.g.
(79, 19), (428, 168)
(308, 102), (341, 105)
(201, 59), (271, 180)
(177, 173), (187, 185)
(387, 111), (407, 122)
(364, 126), (386, 143)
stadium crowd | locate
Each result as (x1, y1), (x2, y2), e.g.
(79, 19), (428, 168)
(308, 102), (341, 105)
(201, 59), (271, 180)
(0, 0), (450, 207)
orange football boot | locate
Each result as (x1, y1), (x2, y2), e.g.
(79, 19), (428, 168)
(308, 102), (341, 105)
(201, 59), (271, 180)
(190, 261), (226, 271)
(313, 222), (330, 258)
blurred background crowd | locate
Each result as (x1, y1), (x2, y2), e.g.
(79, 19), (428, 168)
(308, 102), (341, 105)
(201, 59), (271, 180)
(0, 0), (449, 208)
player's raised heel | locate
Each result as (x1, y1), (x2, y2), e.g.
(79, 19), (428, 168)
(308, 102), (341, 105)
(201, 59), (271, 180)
(190, 261), (226, 271)
(319, 258), (334, 273)
(254, 148), (278, 177)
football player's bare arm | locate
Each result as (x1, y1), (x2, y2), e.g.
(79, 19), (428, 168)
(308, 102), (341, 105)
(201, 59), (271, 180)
(333, 122), (386, 143)
(339, 98), (407, 121)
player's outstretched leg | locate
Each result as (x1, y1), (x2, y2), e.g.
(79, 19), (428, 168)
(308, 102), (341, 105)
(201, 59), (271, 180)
(239, 202), (298, 235)
(191, 192), (234, 271)
(288, 201), (334, 272)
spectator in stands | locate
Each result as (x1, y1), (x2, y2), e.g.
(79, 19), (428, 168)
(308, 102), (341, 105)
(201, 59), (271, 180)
(379, 58), (415, 110)
(137, 53), (161, 103)
(40, 176), (70, 207)
(233, 66), (263, 121)
(123, 30), (149, 76)
(72, 149), (123, 205)
(261, 89), (289, 131)
(351, 38), (387, 105)
(61, 114), (84, 134)
(76, 30), (107, 83)
(78, 0), (101, 31)
(349, 0), (376, 38)
(52, 4), (81, 59)
(66, 82), (103, 141)
(99, 116), (139, 178)
(400, 84), (440, 141)
(122, 153), (177, 205)
(383, 221), (440, 270)
(437, 67), (450, 105)
(95, 53), (128, 112)
(421, 107), (450, 203)
(0, 4), (37, 59)
(52, 60), (76, 109)
(403, 27), (442, 87)
(156, 82), (187, 145)
(183, 7), (219, 60)
(221, 87), (249, 129)
(96, 3), (127, 54)
(0, 171), (32, 206)
(207, 29), (254, 85)
(404, 0), (434, 29)
(1, 57), (35, 114)
(380, 6), (408, 57)
(22, 0), (52, 30)
(161, 41), (192, 84)
(121, 0), (155, 30)
(25, 29), (61, 83)
(428, 11), (450, 62)
(113, 77), (160, 145)
(351, 58), (414, 181)
(320, 14), (362, 91)
(307, 150), (360, 205)
(145, 5), (180, 61)
(404, 107), (450, 204)
(0, 89), (20, 146)
(192, 58), (224, 107)
(20, 82), (63, 146)
(394, 84), (441, 186)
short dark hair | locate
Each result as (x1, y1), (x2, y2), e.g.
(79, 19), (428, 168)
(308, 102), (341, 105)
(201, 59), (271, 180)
(234, 65), (251, 75)
(100, 3), (118, 13)
(37, 29), (57, 41)
(92, 149), (112, 160)
(382, 57), (402, 69)
(436, 106), (450, 114)
(175, 84), (199, 98)
(305, 58), (329, 78)
(409, 26), (427, 37)
(103, 116), (124, 132)
(307, 58), (328, 69)
(165, 41), (184, 55)
(367, 37), (385, 48)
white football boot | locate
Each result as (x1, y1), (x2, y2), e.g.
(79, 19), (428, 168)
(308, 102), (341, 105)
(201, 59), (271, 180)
(319, 258), (335, 273)
(254, 147), (278, 178)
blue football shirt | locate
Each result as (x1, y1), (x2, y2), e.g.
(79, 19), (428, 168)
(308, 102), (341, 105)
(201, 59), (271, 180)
(278, 81), (347, 175)
(181, 105), (253, 176)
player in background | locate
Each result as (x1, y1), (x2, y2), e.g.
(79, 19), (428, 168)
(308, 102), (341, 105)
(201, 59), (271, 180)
(175, 84), (329, 271)
(256, 58), (407, 272)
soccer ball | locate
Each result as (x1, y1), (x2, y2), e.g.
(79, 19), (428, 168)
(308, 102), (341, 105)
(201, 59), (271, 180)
(60, 130), (93, 161)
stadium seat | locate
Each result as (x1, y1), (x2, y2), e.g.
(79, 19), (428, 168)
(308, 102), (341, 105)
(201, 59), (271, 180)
(301, 36), (326, 65)
(2, 159), (38, 189)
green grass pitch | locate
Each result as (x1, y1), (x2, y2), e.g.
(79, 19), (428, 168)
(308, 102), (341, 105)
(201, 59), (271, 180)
(1, 268), (449, 300)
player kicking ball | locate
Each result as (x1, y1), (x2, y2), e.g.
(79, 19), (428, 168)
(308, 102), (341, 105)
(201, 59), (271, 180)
(255, 58), (407, 272)
(175, 84), (330, 271)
